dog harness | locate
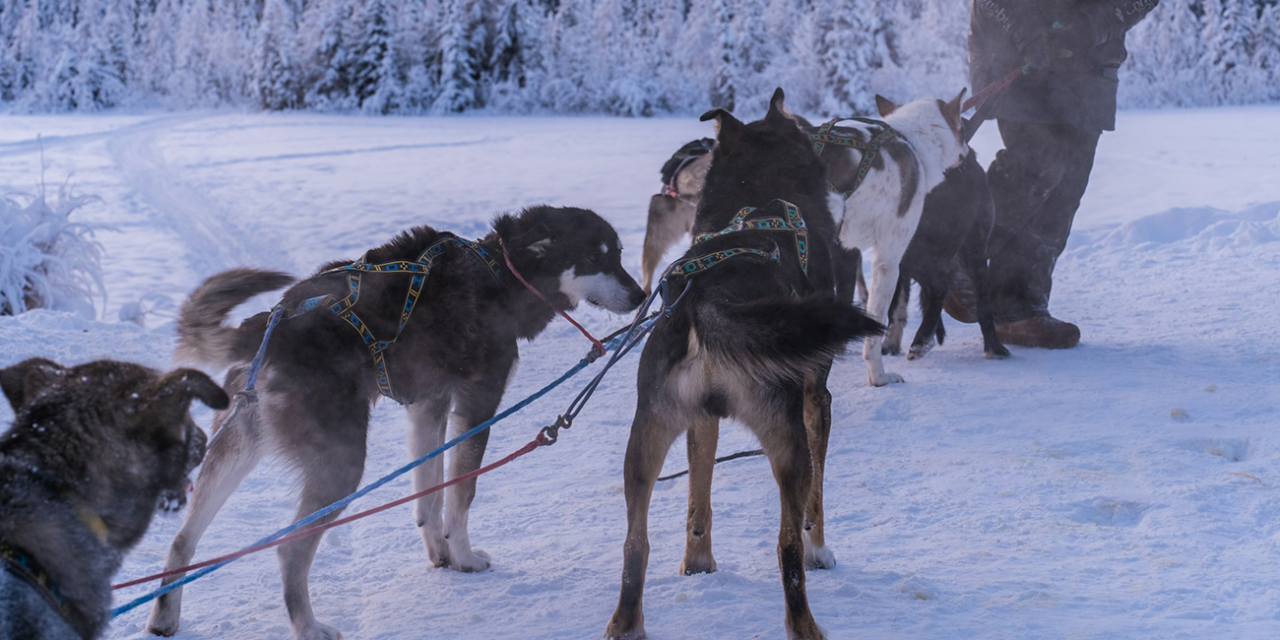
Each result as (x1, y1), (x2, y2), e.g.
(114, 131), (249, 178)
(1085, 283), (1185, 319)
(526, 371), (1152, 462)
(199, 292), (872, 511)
(0, 541), (71, 623)
(810, 117), (899, 199)
(691, 199), (809, 277)
(245, 233), (502, 404)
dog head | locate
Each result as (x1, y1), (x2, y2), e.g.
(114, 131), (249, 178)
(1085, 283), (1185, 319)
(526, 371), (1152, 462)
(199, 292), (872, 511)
(1, 358), (227, 548)
(493, 206), (645, 314)
(874, 89), (969, 170)
(699, 88), (829, 207)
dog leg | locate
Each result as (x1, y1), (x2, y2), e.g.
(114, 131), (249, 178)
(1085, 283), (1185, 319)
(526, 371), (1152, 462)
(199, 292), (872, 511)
(908, 279), (948, 360)
(882, 274), (909, 356)
(963, 240), (1011, 360)
(606, 407), (685, 640)
(148, 406), (265, 637)
(802, 364), (836, 570)
(441, 386), (504, 573)
(863, 256), (906, 386)
(641, 195), (692, 294)
(406, 396), (452, 568)
(753, 401), (824, 640)
(679, 415), (720, 575)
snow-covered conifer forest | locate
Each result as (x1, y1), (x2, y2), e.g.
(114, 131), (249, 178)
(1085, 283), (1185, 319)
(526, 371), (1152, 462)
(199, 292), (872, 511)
(1, 0), (1278, 116)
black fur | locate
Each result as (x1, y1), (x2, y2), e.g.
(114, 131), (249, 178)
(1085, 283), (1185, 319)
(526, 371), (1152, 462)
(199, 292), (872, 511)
(0, 359), (223, 640)
(890, 150), (1010, 359)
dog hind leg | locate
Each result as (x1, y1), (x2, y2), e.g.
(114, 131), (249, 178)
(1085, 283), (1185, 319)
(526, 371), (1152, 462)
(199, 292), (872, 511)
(147, 405), (266, 637)
(908, 276), (949, 360)
(679, 415), (720, 575)
(882, 274), (910, 356)
(406, 396), (452, 567)
(276, 402), (369, 640)
(802, 364), (836, 570)
(606, 405), (687, 640)
(963, 235), (1010, 360)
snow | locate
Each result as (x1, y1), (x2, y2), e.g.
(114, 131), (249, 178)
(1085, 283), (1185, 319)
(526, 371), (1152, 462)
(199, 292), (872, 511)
(1, 106), (1279, 640)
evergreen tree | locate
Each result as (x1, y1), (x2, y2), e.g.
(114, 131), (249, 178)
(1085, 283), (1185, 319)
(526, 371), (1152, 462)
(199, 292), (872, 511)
(257, 0), (299, 110)
(349, 0), (392, 109)
(303, 0), (357, 109)
(433, 0), (484, 113)
(821, 0), (878, 114)
(708, 0), (735, 110)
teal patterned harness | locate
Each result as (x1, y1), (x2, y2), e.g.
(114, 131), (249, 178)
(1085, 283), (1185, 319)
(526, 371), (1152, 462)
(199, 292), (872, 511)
(282, 233), (502, 402)
(1, 541), (70, 624)
(690, 199), (810, 277)
(810, 117), (899, 200)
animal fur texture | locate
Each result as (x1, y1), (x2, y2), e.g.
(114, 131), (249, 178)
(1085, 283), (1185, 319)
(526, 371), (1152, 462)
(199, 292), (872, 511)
(605, 89), (881, 640)
(0, 358), (225, 640)
(148, 206), (644, 640)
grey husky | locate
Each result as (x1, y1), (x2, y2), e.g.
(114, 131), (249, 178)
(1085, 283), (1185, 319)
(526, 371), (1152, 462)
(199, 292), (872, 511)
(1, 358), (224, 640)
(146, 206), (645, 640)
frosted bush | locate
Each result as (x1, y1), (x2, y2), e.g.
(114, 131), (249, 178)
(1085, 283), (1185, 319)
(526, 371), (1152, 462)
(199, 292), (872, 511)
(0, 184), (107, 318)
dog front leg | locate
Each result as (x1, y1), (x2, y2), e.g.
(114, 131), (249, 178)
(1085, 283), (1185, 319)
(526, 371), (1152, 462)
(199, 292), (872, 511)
(441, 388), (503, 573)
(679, 415), (720, 575)
(863, 257), (906, 386)
(406, 397), (452, 567)
(607, 408), (683, 640)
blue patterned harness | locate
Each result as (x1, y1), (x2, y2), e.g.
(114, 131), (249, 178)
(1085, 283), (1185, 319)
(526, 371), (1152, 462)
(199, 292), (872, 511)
(246, 233), (501, 404)
(810, 117), (899, 199)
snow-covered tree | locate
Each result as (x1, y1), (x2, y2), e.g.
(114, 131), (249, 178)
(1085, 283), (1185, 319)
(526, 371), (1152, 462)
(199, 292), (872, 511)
(302, 0), (357, 109)
(257, 0), (300, 110)
(349, 0), (394, 109)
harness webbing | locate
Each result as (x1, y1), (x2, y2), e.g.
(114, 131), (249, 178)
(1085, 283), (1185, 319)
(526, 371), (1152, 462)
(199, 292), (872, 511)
(692, 200), (809, 277)
(810, 117), (899, 199)
(0, 542), (70, 622)
(249, 233), (500, 404)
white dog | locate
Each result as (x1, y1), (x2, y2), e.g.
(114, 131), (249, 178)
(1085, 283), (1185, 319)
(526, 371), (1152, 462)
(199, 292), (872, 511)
(822, 91), (968, 386)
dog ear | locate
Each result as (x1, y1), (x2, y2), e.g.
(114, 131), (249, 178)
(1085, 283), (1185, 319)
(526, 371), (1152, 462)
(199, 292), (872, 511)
(139, 369), (229, 434)
(942, 88), (967, 134)
(874, 94), (900, 118)
(700, 108), (744, 154)
(0, 358), (65, 410)
(765, 87), (792, 126)
(493, 212), (556, 257)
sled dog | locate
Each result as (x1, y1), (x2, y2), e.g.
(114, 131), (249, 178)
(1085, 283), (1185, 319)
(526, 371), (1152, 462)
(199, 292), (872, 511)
(1, 358), (224, 640)
(147, 206), (645, 640)
(883, 149), (1010, 360)
(605, 89), (881, 640)
(640, 138), (713, 293)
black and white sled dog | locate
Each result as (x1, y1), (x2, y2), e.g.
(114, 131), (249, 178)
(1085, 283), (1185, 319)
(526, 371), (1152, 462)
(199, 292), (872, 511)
(640, 138), (714, 293)
(883, 149), (1010, 361)
(605, 90), (882, 640)
(1, 358), (225, 640)
(146, 206), (645, 640)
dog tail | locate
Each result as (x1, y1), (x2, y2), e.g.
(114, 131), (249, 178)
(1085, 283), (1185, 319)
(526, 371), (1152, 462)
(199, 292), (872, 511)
(693, 296), (884, 382)
(175, 268), (295, 368)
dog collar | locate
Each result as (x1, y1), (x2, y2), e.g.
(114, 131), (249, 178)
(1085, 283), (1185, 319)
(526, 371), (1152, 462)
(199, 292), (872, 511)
(0, 540), (72, 620)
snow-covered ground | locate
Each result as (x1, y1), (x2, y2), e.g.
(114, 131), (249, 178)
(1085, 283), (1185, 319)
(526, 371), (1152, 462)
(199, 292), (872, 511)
(1, 106), (1279, 640)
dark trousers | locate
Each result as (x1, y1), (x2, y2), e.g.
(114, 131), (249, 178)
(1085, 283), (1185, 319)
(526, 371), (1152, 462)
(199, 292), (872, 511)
(985, 120), (1101, 322)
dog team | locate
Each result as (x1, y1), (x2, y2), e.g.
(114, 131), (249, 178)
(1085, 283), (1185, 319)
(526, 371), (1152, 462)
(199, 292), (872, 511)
(3, 85), (991, 640)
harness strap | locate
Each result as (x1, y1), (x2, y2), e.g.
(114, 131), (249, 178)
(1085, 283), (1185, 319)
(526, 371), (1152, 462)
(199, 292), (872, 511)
(243, 234), (500, 404)
(692, 200), (809, 277)
(0, 542), (71, 622)
(811, 117), (899, 199)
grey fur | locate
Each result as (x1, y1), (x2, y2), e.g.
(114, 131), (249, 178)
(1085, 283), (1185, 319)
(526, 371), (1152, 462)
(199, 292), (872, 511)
(0, 358), (224, 640)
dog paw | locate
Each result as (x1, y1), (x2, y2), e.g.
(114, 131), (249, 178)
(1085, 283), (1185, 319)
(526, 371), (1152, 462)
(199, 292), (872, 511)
(605, 611), (647, 640)
(881, 343), (903, 356)
(157, 489), (187, 512)
(678, 554), (718, 575)
(984, 344), (1011, 360)
(906, 343), (933, 360)
(295, 620), (344, 640)
(803, 542), (836, 570)
(145, 621), (179, 638)
(869, 372), (905, 387)
(448, 548), (491, 572)
(787, 618), (827, 640)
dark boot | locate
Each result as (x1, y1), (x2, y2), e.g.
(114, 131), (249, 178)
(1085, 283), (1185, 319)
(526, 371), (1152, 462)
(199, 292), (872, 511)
(995, 314), (1080, 349)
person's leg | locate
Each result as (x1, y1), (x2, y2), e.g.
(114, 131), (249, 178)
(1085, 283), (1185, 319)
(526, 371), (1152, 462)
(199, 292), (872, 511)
(982, 121), (1099, 347)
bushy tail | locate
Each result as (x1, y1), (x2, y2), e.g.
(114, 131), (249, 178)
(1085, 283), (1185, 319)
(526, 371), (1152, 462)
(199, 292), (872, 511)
(693, 296), (884, 382)
(174, 268), (294, 368)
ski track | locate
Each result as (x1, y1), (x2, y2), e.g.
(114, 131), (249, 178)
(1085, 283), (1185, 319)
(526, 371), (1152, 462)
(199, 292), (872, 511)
(0, 108), (1278, 640)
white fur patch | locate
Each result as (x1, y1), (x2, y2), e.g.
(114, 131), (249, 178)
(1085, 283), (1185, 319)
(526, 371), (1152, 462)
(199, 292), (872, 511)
(559, 269), (634, 313)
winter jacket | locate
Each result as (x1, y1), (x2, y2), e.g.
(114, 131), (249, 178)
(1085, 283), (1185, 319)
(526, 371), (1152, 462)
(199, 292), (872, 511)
(969, 0), (1159, 131)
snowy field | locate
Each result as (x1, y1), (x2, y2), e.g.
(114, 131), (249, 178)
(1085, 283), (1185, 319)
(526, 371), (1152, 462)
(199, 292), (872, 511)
(2, 106), (1279, 640)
